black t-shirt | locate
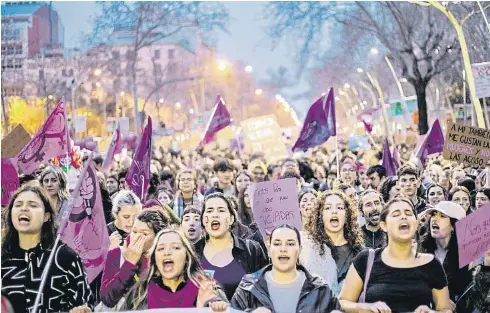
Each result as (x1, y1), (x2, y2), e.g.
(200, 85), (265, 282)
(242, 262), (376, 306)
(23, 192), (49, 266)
(333, 244), (357, 283)
(353, 249), (448, 313)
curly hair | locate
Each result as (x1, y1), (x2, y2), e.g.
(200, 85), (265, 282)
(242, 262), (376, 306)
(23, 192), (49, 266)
(307, 190), (364, 257)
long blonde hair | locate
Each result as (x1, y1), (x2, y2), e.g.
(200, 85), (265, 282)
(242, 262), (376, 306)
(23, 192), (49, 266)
(125, 229), (209, 310)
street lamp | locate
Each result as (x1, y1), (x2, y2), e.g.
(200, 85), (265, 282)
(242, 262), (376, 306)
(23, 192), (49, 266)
(94, 68), (102, 76)
(95, 82), (101, 88)
(217, 60), (227, 72)
(399, 78), (408, 83)
(175, 102), (181, 110)
(120, 91), (125, 96)
(370, 47), (379, 55)
(344, 83), (351, 89)
(357, 68), (364, 73)
(189, 108), (194, 114)
(159, 98), (164, 104)
(255, 89), (263, 96)
(245, 65), (253, 73)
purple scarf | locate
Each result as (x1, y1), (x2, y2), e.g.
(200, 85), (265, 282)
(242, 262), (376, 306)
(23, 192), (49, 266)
(147, 280), (198, 309)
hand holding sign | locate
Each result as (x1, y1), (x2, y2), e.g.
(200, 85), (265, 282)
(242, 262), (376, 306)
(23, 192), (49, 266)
(456, 202), (490, 268)
(247, 178), (302, 237)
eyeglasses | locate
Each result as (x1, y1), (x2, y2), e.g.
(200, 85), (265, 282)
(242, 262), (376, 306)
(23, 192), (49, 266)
(179, 178), (194, 183)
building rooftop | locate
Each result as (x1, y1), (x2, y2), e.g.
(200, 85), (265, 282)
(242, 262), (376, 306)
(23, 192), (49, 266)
(1, 2), (45, 16)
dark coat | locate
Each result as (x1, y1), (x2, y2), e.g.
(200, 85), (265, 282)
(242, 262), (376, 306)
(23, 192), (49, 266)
(470, 265), (490, 313)
(231, 264), (340, 313)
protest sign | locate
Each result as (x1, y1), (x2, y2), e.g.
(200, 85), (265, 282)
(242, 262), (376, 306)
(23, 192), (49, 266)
(1, 158), (20, 206)
(442, 121), (490, 167)
(106, 117), (117, 133)
(241, 115), (289, 162)
(119, 117), (130, 136)
(248, 178), (302, 237)
(455, 202), (490, 268)
(74, 115), (87, 133)
(472, 62), (490, 99)
(1, 124), (31, 158)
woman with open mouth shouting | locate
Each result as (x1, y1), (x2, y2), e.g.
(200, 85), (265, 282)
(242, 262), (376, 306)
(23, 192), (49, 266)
(195, 193), (268, 300)
(122, 229), (229, 311)
(231, 225), (341, 313)
(302, 190), (364, 295)
(418, 201), (473, 313)
(1, 185), (93, 313)
(100, 209), (171, 309)
(339, 198), (452, 313)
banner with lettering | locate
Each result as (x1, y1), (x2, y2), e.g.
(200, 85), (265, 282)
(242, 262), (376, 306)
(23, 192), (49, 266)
(456, 203), (490, 268)
(442, 122), (490, 167)
(247, 178), (302, 238)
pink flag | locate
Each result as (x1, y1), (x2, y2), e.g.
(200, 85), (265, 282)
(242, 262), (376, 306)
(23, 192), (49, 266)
(382, 139), (398, 177)
(292, 88), (336, 152)
(100, 122), (123, 172)
(416, 119), (445, 165)
(126, 116), (152, 201)
(357, 107), (378, 134)
(1, 158), (19, 206)
(199, 96), (231, 146)
(17, 100), (69, 174)
(59, 158), (109, 283)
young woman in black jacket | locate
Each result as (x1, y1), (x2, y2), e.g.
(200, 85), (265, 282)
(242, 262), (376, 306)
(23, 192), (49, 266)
(231, 225), (341, 313)
(194, 193), (268, 300)
(1, 185), (93, 313)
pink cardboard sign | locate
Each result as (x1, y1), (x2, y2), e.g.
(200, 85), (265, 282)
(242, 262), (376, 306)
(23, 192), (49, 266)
(456, 202), (490, 268)
(248, 178), (302, 237)
(1, 158), (20, 206)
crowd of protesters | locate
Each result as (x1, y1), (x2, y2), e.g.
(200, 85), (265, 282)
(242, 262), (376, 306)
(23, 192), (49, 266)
(2, 140), (490, 313)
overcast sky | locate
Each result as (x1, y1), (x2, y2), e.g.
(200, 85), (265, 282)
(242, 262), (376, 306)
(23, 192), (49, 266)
(54, 1), (312, 115)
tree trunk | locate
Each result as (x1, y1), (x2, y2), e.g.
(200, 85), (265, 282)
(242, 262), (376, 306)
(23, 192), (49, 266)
(414, 81), (429, 135)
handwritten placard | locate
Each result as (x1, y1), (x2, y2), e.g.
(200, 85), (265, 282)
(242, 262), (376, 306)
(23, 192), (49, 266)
(442, 121), (490, 167)
(472, 62), (490, 99)
(1, 124), (32, 158)
(248, 178), (302, 237)
(456, 202), (490, 268)
(1, 158), (20, 206)
(241, 115), (289, 162)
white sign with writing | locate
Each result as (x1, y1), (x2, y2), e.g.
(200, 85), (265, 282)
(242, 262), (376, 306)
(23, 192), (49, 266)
(472, 61), (490, 99)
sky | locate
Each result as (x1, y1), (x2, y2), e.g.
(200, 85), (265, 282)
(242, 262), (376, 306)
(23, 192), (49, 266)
(53, 1), (312, 115)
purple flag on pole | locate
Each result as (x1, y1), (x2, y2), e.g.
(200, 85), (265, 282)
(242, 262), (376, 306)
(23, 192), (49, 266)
(199, 96), (231, 147)
(292, 88), (336, 152)
(126, 116), (152, 201)
(100, 122), (123, 172)
(59, 158), (109, 283)
(17, 100), (69, 174)
(416, 119), (445, 165)
(382, 139), (398, 177)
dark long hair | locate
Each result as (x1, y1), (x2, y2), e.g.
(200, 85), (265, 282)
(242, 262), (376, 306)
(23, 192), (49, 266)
(380, 197), (420, 249)
(308, 190), (364, 257)
(2, 185), (57, 257)
(237, 188), (253, 226)
(201, 193), (237, 231)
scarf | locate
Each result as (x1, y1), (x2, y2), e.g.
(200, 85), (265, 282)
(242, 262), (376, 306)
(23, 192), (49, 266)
(172, 191), (204, 218)
(147, 279), (198, 309)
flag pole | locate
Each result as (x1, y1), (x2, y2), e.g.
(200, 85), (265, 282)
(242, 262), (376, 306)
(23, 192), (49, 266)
(32, 152), (93, 313)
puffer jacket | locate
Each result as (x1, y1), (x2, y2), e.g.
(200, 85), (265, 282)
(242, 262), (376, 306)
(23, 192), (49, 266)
(194, 233), (268, 274)
(470, 265), (490, 313)
(231, 264), (340, 313)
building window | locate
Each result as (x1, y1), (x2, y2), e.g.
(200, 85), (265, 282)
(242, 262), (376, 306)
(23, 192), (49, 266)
(168, 49), (175, 60)
(154, 64), (162, 75)
(1, 28), (21, 41)
(6, 46), (14, 55)
(154, 49), (160, 60)
(13, 59), (22, 69)
(14, 45), (22, 54)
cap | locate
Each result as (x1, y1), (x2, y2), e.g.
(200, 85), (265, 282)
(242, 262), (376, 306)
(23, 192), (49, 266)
(426, 201), (466, 220)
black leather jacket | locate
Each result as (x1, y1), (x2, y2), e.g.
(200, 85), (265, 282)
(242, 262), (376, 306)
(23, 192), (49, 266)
(194, 233), (268, 274)
(231, 264), (340, 313)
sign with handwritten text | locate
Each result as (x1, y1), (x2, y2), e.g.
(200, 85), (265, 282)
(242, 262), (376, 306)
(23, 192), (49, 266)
(248, 178), (302, 237)
(456, 202), (490, 268)
(472, 62), (490, 98)
(442, 121), (490, 167)
(1, 158), (20, 206)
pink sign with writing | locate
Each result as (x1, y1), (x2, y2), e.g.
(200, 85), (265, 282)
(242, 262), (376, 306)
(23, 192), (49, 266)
(1, 158), (20, 206)
(248, 178), (303, 238)
(455, 202), (490, 268)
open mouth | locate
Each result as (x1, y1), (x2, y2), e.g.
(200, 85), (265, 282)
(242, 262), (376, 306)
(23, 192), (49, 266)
(330, 217), (339, 227)
(278, 256), (290, 262)
(162, 259), (175, 272)
(399, 223), (410, 231)
(18, 215), (30, 224)
(369, 212), (380, 221)
(188, 227), (196, 235)
(211, 221), (221, 231)
(431, 224), (440, 231)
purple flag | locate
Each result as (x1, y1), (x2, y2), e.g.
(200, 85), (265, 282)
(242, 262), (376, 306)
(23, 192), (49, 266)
(100, 122), (123, 172)
(126, 116), (152, 201)
(416, 119), (445, 165)
(59, 158), (109, 283)
(1, 158), (19, 206)
(17, 100), (69, 174)
(199, 96), (231, 147)
(382, 139), (398, 177)
(292, 88), (336, 152)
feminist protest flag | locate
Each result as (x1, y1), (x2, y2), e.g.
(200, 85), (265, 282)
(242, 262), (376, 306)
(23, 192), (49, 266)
(416, 119), (444, 165)
(100, 122), (123, 172)
(199, 96), (231, 146)
(357, 107), (378, 134)
(382, 139), (398, 177)
(17, 99), (69, 174)
(292, 88), (336, 152)
(126, 116), (152, 201)
(59, 158), (109, 283)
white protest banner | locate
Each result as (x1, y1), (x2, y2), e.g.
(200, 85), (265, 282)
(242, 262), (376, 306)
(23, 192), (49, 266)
(119, 117), (130, 136)
(472, 61), (490, 99)
(241, 115), (289, 162)
(248, 178), (302, 238)
(106, 117), (117, 133)
(74, 115), (87, 133)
